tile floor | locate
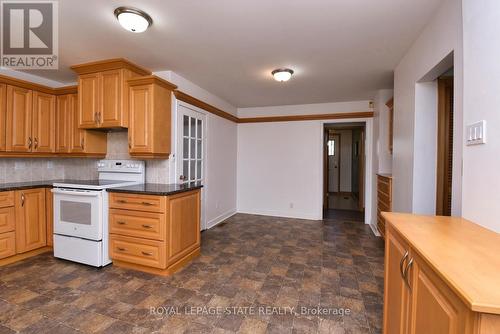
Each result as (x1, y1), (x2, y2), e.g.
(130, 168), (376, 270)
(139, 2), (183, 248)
(0, 213), (385, 334)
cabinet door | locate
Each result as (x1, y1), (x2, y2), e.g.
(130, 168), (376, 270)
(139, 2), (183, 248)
(15, 188), (46, 253)
(69, 93), (85, 152)
(0, 83), (6, 151)
(100, 69), (122, 127)
(384, 228), (411, 334)
(45, 188), (53, 247)
(167, 190), (200, 264)
(78, 73), (99, 128)
(407, 253), (470, 334)
(129, 84), (152, 154)
(55, 94), (71, 152)
(32, 91), (56, 152)
(6, 85), (32, 152)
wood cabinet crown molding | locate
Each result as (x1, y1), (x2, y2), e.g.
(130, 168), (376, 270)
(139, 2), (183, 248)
(128, 75), (177, 91)
(0, 74), (76, 95)
(70, 58), (151, 76)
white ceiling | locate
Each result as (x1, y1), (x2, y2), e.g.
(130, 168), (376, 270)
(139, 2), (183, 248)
(26, 0), (442, 107)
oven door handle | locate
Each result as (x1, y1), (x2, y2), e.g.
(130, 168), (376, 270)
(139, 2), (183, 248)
(51, 189), (102, 197)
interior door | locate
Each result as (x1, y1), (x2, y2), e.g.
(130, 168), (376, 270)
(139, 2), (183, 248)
(176, 103), (206, 230)
(328, 134), (340, 193)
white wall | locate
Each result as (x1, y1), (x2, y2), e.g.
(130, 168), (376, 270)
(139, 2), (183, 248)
(238, 101), (371, 117)
(374, 89), (394, 174)
(461, 0), (500, 233)
(237, 102), (374, 224)
(393, 0), (463, 215)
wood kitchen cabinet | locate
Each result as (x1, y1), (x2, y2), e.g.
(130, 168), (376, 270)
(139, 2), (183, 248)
(377, 174), (392, 238)
(5, 85), (33, 152)
(32, 91), (56, 153)
(109, 189), (201, 276)
(15, 188), (47, 253)
(0, 83), (6, 151)
(128, 76), (176, 158)
(45, 188), (53, 247)
(0, 191), (15, 260)
(71, 59), (151, 129)
(56, 93), (107, 156)
(383, 213), (500, 334)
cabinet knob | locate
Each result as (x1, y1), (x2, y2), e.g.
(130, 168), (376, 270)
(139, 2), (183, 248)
(116, 221), (126, 225)
(141, 251), (153, 256)
(400, 251), (409, 279)
(28, 137), (32, 150)
(34, 138), (38, 150)
(142, 224), (153, 229)
(117, 247), (126, 252)
(21, 193), (25, 207)
(81, 138), (84, 149)
(403, 258), (414, 291)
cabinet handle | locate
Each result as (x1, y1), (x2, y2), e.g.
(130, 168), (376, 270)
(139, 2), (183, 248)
(117, 247), (126, 252)
(399, 251), (409, 279)
(403, 258), (414, 291)
(98, 112), (101, 124)
(141, 202), (153, 206)
(117, 199), (127, 204)
(142, 224), (153, 229)
(21, 193), (25, 207)
(141, 251), (153, 256)
(116, 221), (126, 225)
(34, 137), (38, 150)
(94, 112), (97, 123)
(28, 137), (32, 150)
(81, 138), (84, 149)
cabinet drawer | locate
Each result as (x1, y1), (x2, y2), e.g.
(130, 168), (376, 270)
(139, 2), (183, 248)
(377, 178), (391, 195)
(109, 193), (166, 213)
(0, 207), (15, 234)
(110, 209), (165, 241)
(0, 232), (15, 259)
(0, 191), (14, 208)
(110, 235), (166, 269)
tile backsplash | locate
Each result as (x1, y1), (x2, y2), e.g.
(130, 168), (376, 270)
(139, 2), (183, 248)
(0, 131), (171, 184)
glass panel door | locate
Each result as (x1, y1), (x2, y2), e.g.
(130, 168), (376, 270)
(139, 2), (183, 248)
(177, 105), (205, 184)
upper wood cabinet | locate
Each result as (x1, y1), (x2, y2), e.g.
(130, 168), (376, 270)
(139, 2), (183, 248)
(6, 85), (33, 152)
(55, 94), (71, 153)
(15, 188), (46, 253)
(56, 93), (107, 156)
(71, 59), (151, 129)
(32, 91), (56, 153)
(0, 84), (6, 151)
(128, 76), (176, 158)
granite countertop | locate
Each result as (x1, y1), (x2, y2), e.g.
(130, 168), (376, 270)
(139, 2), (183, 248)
(107, 182), (203, 196)
(0, 180), (61, 191)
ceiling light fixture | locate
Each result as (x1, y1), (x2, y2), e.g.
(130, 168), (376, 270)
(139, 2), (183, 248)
(114, 7), (153, 33)
(272, 68), (294, 82)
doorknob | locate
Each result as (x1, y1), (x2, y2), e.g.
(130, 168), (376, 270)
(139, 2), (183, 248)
(179, 175), (187, 181)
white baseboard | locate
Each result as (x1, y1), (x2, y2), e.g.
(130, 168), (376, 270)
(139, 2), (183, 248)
(205, 209), (237, 230)
(236, 208), (322, 221)
(369, 223), (381, 237)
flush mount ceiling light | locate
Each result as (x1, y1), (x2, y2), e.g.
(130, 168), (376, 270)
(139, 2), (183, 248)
(272, 68), (294, 82)
(114, 7), (152, 33)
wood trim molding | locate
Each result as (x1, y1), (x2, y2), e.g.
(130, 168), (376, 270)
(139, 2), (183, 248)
(128, 75), (177, 91)
(0, 74), (77, 95)
(52, 85), (78, 95)
(174, 90), (239, 123)
(237, 111), (374, 123)
(70, 58), (151, 76)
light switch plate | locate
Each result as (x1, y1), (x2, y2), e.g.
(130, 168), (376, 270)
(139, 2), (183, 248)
(466, 120), (486, 146)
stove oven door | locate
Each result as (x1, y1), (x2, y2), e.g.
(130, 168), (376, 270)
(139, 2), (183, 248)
(52, 188), (103, 241)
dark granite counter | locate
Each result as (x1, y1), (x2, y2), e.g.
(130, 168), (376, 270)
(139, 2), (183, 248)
(0, 180), (59, 192)
(107, 182), (203, 196)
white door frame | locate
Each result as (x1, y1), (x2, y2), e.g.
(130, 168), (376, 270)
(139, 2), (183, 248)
(319, 118), (374, 227)
(172, 99), (208, 230)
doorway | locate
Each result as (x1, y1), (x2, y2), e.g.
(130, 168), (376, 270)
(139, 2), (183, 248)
(323, 122), (366, 221)
(436, 70), (454, 216)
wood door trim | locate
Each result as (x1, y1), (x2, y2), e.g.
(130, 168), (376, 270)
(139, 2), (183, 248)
(238, 111), (374, 123)
(70, 58), (151, 76)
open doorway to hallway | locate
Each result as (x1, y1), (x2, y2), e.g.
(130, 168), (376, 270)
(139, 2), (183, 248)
(323, 122), (366, 221)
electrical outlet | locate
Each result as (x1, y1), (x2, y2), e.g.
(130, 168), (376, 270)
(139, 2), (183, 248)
(289, 203), (294, 209)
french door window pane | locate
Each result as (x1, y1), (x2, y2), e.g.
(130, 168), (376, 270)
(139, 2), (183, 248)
(183, 138), (189, 158)
(197, 140), (202, 159)
(183, 116), (189, 137)
(190, 161), (195, 180)
(183, 160), (189, 179)
(190, 118), (196, 138)
(190, 139), (195, 159)
(197, 119), (202, 139)
(196, 160), (202, 179)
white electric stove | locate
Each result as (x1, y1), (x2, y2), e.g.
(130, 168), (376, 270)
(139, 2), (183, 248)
(52, 160), (145, 267)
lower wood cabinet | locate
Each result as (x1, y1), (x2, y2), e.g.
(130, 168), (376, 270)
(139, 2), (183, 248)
(45, 188), (53, 247)
(109, 189), (201, 276)
(15, 188), (47, 253)
(384, 221), (500, 334)
(377, 174), (392, 237)
(0, 232), (15, 259)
